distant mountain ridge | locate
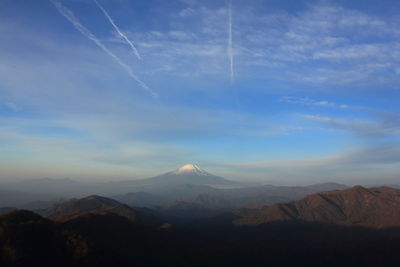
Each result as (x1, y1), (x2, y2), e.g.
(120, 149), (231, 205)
(115, 182), (348, 210)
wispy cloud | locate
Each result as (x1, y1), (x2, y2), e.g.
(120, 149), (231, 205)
(105, 1), (400, 88)
(209, 143), (400, 184)
(0, 124), (191, 180)
(303, 113), (400, 138)
(225, 144), (400, 169)
(93, 0), (141, 60)
(282, 96), (400, 138)
(281, 96), (349, 109)
(50, 0), (157, 98)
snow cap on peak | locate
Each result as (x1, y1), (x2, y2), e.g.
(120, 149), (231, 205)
(178, 164), (200, 171)
(172, 164), (209, 176)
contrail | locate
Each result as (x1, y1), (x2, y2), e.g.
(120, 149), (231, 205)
(227, 0), (242, 126)
(50, 0), (157, 98)
(228, 0), (234, 84)
(93, 0), (141, 60)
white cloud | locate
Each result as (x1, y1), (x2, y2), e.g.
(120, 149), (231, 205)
(4, 102), (19, 112)
(88, 1), (400, 88)
(178, 7), (195, 17)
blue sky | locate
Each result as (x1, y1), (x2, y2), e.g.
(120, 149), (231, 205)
(1, 0), (400, 185)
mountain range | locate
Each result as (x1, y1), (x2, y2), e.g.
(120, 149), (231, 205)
(0, 164), (348, 211)
(4, 163), (400, 266)
(3, 185), (400, 266)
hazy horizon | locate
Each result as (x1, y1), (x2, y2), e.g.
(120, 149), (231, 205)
(1, 0), (400, 185)
(0, 162), (396, 187)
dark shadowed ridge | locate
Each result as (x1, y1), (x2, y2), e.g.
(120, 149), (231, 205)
(39, 195), (162, 226)
(0, 207), (17, 215)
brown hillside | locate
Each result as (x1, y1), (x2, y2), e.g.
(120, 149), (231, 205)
(234, 186), (400, 228)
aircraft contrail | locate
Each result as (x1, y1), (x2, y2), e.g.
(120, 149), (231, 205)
(227, 0), (242, 123)
(50, 0), (157, 98)
(93, 0), (141, 60)
(228, 0), (234, 84)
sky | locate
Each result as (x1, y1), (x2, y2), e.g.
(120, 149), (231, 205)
(1, 0), (400, 185)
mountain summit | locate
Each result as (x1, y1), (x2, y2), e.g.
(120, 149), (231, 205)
(171, 164), (210, 176)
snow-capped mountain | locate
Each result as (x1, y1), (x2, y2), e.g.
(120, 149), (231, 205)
(126, 164), (238, 189)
